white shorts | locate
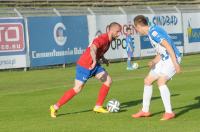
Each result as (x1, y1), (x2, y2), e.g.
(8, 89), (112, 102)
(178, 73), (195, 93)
(149, 57), (181, 79)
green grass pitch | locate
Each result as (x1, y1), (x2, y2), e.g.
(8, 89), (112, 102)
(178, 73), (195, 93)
(0, 54), (200, 132)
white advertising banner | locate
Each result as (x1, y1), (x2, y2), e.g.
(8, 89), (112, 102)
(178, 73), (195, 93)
(87, 15), (97, 45)
(87, 15), (141, 60)
(182, 12), (200, 53)
(96, 15), (128, 59)
(0, 18), (28, 69)
(0, 55), (27, 69)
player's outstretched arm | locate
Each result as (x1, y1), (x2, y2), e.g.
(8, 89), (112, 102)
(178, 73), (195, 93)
(102, 56), (110, 66)
(89, 44), (97, 70)
(161, 40), (181, 73)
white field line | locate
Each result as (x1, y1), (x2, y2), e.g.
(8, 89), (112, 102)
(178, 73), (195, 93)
(0, 68), (200, 96)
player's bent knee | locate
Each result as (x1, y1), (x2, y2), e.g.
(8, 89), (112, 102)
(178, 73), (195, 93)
(96, 72), (106, 81)
(73, 86), (82, 93)
(157, 77), (168, 87)
(99, 75), (107, 82)
(144, 78), (152, 85)
(157, 80), (166, 87)
(104, 76), (112, 87)
(108, 76), (112, 85)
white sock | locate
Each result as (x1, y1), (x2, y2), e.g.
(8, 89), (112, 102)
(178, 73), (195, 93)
(142, 85), (153, 112)
(159, 85), (172, 113)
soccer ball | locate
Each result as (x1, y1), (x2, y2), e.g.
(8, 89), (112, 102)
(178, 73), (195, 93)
(132, 62), (139, 69)
(106, 99), (120, 113)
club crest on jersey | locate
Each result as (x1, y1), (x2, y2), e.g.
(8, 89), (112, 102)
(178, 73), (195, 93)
(152, 31), (158, 37)
(54, 22), (67, 46)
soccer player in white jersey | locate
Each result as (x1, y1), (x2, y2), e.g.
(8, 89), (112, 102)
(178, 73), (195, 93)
(131, 15), (181, 120)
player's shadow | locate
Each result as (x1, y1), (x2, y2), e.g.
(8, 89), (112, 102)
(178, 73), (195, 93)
(57, 94), (180, 117)
(57, 109), (92, 117)
(138, 65), (148, 69)
(151, 96), (200, 117)
(120, 94), (180, 110)
(57, 108), (128, 117)
(174, 96), (200, 117)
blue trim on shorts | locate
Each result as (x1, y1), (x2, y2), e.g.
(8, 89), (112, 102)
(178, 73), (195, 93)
(75, 64), (105, 83)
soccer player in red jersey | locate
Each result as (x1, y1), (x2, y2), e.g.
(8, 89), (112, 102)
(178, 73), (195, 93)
(50, 22), (122, 118)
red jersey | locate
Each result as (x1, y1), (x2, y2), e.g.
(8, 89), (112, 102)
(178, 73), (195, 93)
(77, 33), (111, 69)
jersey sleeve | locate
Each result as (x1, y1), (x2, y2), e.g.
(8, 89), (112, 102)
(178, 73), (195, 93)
(150, 30), (165, 44)
(92, 37), (104, 48)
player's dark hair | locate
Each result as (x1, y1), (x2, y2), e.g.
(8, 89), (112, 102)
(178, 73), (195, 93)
(134, 15), (148, 26)
(109, 22), (121, 30)
(126, 27), (131, 32)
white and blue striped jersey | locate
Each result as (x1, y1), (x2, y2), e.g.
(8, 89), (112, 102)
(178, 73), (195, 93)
(148, 25), (181, 60)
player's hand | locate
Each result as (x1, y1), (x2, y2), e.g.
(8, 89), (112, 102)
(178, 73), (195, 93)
(103, 59), (110, 66)
(89, 60), (96, 70)
(148, 61), (155, 69)
(175, 63), (181, 74)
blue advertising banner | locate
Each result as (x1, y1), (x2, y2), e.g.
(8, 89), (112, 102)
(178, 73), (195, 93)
(28, 16), (89, 67)
(140, 33), (184, 49)
(188, 28), (200, 43)
(182, 13), (200, 53)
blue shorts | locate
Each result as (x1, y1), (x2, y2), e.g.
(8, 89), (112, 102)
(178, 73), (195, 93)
(76, 64), (105, 83)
